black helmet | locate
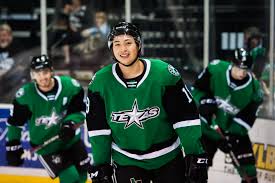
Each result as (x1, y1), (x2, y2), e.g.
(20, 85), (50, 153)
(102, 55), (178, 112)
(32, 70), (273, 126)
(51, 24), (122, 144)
(30, 55), (52, 70)
(107, 22), (142, 50)
(232, 48), (253, 70)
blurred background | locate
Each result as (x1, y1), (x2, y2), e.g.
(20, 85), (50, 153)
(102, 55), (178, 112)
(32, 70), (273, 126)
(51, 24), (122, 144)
(0, 0), (274, 120)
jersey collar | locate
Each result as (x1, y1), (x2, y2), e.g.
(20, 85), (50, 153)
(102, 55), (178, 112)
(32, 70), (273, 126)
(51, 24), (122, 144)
(226, 65), (252, 91)
(35, 76), (62, 101)
(112, 59), (151, 88)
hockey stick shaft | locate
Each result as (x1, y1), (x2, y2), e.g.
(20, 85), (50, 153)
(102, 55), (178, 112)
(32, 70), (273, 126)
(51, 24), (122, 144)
(212, 124), (253, 183)
(30, 122), (84, 153)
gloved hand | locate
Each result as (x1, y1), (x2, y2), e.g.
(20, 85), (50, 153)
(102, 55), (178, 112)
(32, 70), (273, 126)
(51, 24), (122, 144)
(185, 153), (208, 183)
(6, 140), (24, 166)
(89, 164), (113, 183)
(218, 133), (239, 153)
(59, 121), (75, 142)
(199, 96), (217, 125)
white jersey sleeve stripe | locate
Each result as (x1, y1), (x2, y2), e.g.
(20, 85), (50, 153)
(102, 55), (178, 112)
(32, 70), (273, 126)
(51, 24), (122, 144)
(88, 129), (111, 137)
(233, 117), (251, 130)
(173, 119), (201, 129)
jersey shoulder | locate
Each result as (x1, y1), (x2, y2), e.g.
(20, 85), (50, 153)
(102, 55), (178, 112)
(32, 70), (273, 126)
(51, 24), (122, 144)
(14, 82), (35, 104)
(87, 64), (113, 90)
(208, 59), (230, 74)
(58, 75), (82, 90)
(94, 64), (113, 78)
(147, 58), (181, 84)
(251, 76), (264, 102)
(250, 47), (266, 57)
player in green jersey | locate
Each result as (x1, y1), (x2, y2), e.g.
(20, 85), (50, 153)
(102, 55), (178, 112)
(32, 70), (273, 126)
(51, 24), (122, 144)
(191, 48), (263, 183)
(5, 55), (90, 183)
(243, 26), (266, 79)
(243, 26), (270, 97)
(86, 21), (208, 183)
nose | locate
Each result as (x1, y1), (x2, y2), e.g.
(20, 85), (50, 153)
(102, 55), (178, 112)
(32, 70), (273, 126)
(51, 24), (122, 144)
(36, 72), (47, 79)
(120, 44), (128, 52)
(239, 70), (247, 78)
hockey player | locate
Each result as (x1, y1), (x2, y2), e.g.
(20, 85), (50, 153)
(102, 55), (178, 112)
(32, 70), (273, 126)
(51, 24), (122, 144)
(243, 26), (266, 79)
(5, 55), (90, 183)
(191, 48), (263, 183)
(86, 21), (208, 183)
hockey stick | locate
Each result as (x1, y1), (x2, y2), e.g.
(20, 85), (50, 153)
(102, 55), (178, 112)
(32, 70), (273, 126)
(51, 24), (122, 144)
(212, 124), (254, 183)
(30, 122), (84, 153)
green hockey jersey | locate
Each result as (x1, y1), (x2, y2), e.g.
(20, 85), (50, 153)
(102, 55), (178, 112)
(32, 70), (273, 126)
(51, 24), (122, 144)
(250, 46), (266, 78)
(192, 60), (263, 140)
(87, 58), (204, 169)
(7, 76), (86, 155)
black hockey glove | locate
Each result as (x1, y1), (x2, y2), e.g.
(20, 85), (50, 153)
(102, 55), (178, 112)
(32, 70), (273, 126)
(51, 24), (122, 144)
(218, 133), (239, 154)
(89, 164), (113, 183)
(199, 96), (217, 125)
(6, 140), (24, 166)
(185, 153), (208, 183)
(59, 121), (75, 142)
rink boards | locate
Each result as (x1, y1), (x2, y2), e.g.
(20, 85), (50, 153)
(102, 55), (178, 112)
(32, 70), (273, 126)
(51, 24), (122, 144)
(0, 104), (275, 182)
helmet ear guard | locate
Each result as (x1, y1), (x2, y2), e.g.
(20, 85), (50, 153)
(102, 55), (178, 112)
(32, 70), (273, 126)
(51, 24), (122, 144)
(232, 48), (253, 70)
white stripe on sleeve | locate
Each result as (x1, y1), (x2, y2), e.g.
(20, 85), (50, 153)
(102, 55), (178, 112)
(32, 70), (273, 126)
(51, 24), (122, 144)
(173, 119), (201, 129)
(88, 129), (111, 137)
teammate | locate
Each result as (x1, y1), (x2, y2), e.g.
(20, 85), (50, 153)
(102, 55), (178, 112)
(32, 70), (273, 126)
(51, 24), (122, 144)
(5, 55), (90, 183)
(243, 26), (266, 79)
(191, 48), (263, 183)
(86, 21), (208, 183)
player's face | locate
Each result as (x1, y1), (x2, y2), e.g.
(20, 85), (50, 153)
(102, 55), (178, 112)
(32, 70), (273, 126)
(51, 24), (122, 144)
(112, 34), (139, 65)
(0, 30), (12, 48)
(31, 68), (54, 92)
(231, 66), (248, 80)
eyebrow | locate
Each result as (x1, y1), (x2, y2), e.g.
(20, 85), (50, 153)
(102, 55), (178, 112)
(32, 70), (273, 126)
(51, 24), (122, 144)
(113, 38), (133, 43)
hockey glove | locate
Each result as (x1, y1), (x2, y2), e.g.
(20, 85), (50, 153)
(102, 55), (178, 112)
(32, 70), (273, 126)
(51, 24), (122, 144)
(59, 121), (75, 142)
(241, 176), (258, 183)
(185, 153), (208, 183)
(89, 164), (113, 183)
(218, 133), (239, 154)
(199, 96), (217, 125)
(6, 140), (24, 166)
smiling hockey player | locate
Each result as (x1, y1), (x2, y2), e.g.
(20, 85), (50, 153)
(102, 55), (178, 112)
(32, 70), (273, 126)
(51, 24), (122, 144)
(86, 21), (208, 183)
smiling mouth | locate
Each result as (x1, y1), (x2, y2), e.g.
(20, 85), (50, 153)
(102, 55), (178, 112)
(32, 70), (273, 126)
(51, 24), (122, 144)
(120, 53), (129, 57)
(40, 79), (50, 84)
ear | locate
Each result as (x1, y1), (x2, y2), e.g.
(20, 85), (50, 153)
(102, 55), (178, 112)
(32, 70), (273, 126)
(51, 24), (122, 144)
(30, 71), (34, 80)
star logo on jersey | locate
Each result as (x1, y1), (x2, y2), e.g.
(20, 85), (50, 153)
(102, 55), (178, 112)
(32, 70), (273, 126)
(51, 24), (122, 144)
(215, 96), (240, 115)
(168, 64), (180, 76)
(15, 88), (24, 98)
(111, 99), (160, 129)
(35, 108), (61, 129)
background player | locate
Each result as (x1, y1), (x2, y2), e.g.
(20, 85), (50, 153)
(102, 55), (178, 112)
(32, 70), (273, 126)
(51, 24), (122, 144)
(191, 48), (263, 183)
(5, 55), (90, 183)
